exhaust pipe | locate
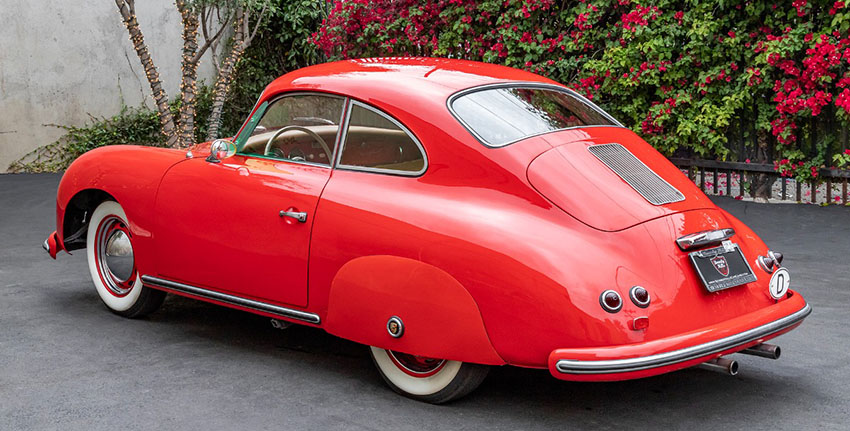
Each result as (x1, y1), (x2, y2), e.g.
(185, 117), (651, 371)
(740, 343), (781, 360)
(270, 318), (291, 330)
(698, 357), (739, 376)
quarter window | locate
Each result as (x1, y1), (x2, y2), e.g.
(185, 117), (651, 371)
(339, 103), (425, 174)
(239, 94), (345, 166)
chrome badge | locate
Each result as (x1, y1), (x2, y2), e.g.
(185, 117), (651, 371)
(387, 316), (404, 338)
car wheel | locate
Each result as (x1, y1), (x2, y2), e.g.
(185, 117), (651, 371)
(369, 346), (489, 404)
(86, 200), (165, 318)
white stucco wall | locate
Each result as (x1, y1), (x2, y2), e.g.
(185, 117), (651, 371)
(0, 0), (217, 171)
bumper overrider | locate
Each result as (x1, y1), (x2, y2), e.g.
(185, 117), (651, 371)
(548, 292), (811, 381)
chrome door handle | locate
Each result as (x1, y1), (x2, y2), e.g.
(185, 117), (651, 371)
(279, 210), (307, 223)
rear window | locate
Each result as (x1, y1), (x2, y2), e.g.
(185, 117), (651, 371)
(450, 86), (618, 147)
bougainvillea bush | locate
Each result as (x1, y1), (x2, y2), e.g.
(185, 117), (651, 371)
(313, 0), (850, 183)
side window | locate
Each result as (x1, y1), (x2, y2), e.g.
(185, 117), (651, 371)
(239, 94), (345, 166)
(339, 103), (426, 174)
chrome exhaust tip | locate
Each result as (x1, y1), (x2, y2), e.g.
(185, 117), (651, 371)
(740, 343), (781, 360)
(270, 319), (291, 330)
(698, 357), (739, 376)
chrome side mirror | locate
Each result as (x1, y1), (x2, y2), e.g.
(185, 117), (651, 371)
(206, 139), (237, 163)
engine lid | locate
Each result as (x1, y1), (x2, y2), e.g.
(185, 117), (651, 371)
(527, 128), (716, 231)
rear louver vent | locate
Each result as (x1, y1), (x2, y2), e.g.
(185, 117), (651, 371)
(587, 143), (685, 205)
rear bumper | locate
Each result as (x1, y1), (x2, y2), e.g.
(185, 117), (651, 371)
(549, 292), (811, 381)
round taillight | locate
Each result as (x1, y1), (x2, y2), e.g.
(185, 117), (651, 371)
(757, 255), (776, 273)
(630, 286), (651, 308)
(769, 251), (784, 265)
(599, 290), (623, 313)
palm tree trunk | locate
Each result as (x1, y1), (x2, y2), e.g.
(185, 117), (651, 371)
(115, 0), (178, 147)
(206, 34), (246, 141)
(177, 0), (200, 148)
(206, 3), (269, 141)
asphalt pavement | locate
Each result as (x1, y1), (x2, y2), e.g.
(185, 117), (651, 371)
(1, 173), (848, 430)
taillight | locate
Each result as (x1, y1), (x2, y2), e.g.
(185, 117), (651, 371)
(629, 286), (651, 308)
(757, 250), (784, 274)
(599, 290), (623, 313)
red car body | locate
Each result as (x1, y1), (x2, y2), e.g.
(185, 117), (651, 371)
(46, 58), (809, 388)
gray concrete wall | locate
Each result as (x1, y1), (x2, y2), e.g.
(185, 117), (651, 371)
(0, 0), (218, 171)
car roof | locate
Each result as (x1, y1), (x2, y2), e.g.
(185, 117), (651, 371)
(261, 57), (560, 105)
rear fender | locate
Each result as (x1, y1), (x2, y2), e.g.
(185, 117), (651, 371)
(324, 255), (505, 365)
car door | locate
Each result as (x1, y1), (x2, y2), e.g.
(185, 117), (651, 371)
(153, 93), (347, 307)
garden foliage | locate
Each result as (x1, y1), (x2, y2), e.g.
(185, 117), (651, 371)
(9, 0), (325, 173)
(314, 0), (850, 181)
(14, 0), (850, 184)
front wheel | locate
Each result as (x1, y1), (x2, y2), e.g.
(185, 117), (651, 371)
(369, 346), (489, 404)
(86, 200), (165, 318)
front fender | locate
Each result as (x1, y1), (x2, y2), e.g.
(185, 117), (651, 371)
(56, 145), (186, 271)
(324, 255), (505, 365)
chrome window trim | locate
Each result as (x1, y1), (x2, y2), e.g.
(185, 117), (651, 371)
(233, 93), (265, 144)
(332, 98), (351, 168)
(235, 91), (348, 170)
(335, 100), (428, 177)
(555, 302), (811, 375)
(447, 82), (626, 148)
(141, 275), (321, 324)
(333, 98), (353, 169)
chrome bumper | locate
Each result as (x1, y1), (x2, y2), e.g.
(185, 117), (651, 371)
(556, 302), (812, 375)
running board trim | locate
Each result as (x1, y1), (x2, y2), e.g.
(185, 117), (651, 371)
(141, 275), (321, 325)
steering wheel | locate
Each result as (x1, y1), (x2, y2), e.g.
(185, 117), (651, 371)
(264, 125), (333, 163)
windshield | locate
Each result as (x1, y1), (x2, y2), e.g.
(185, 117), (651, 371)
(450, 86), (618, 147)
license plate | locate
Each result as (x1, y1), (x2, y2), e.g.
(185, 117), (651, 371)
(689, 242), (757, 292)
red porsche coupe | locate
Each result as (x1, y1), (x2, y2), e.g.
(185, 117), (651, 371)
(44, 57), (810, 403)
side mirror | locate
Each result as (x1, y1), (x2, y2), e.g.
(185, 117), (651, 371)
(207, 139), (236, 163)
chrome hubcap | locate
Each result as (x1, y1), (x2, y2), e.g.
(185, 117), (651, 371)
(387, 350), (447, 376)
(105, 230), (134, 282)
(96, 216), (135, 296)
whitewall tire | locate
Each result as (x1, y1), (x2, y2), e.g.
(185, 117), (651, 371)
(369, 346), (489, 403)
(86, 200), (165, 318)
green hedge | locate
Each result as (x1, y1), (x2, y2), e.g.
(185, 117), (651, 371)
(17, 0), (850, 184)
(314, 0), (850, 182)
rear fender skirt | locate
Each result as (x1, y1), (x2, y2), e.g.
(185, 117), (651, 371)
(324, 255), (505, 365)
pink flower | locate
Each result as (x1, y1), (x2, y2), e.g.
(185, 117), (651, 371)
(793, 0), (808, 16)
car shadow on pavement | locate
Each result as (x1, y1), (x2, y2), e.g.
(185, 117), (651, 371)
(105, 291), (819, 429)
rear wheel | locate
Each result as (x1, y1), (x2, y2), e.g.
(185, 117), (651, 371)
(86, 200), (165, 318)
(369, 346), (489, 404)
